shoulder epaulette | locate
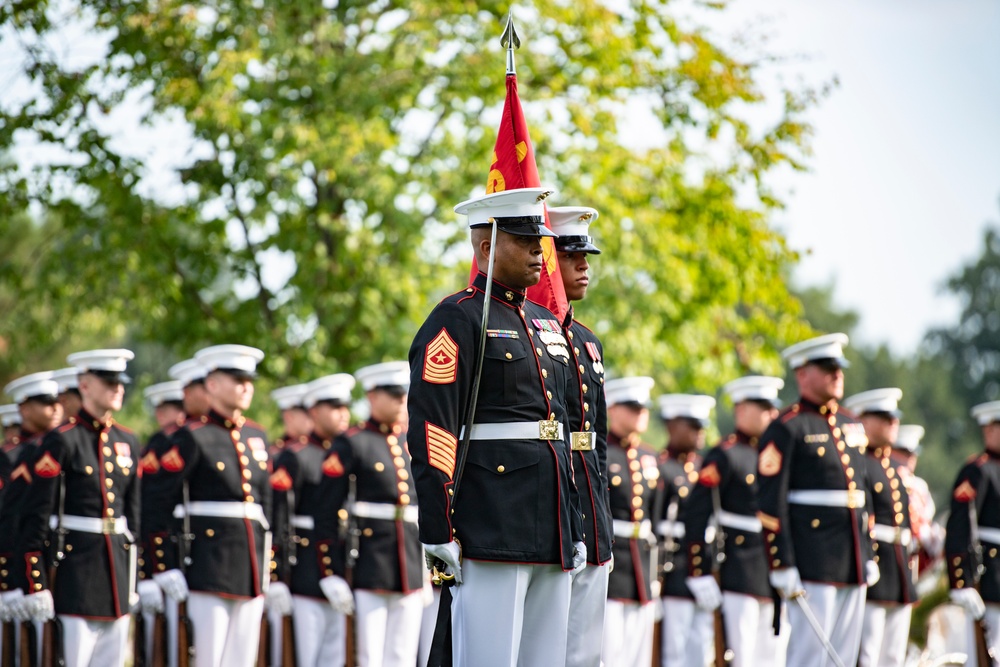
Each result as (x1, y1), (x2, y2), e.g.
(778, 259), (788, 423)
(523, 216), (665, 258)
(719, 434), (738, 450)
(442, 286), (477, 305)
(114, 422), (135, 435)
(779, 403), (801, 424)
(571, 320), (598, 336)
(838, 407), (859, 420)
(186, 420), (208, 432)
(57, 422), (77, 434)
(345, 426), (364, 438)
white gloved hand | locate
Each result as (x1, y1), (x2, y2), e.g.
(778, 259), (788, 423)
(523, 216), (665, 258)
(769, 567), (804, 599)
(266, 581), (293, 616)
(650, 579), (662, 599)
(423, 542), (463, 585)
(950, 587), (986, 620)
(137, 579), (164, 614)
(21, 590), (54, 622)
(686, 575), (723, 611)
(0, 589), (23, 622)
(652, 596), (664, 621)
(608, 553), (615, 573)
(319, 575), (355, 614)
(153, 569), (190, 602)
(865, 560), (881, 587)
(572, 541), (587, 574)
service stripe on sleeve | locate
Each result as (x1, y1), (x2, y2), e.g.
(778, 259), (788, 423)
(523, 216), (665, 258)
(426, 422), (457, 478)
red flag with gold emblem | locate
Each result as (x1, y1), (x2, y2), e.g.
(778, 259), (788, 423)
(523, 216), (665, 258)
(471, 73), (569, 322)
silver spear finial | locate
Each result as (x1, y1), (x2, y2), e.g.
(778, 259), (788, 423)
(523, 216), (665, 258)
(500, 9), (520, 76)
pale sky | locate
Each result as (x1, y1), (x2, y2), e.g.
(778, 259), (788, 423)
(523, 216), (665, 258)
(707, 0), (1000, 353)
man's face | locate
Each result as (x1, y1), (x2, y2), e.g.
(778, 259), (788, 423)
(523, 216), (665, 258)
(608, 404), (649, 438)
(58, 390), (81, 421)
(183, 382), (211, 418)
(20, 399), (62, 434)
(369, 389), (407, 426)
(733, 400), (778, 439)
(310, 403), (352, 439)
(79, 373), (126, 414)
(666, 418), (705, 451)
(490, 231), (544, 289)
(281, 407), (313, 440)
(983, 422), (1000, 453)
(206, 372), (254, 414)
(154, 403), (185, 430)
(558, 251), (591, 301)
(795, 361), (845, 404)
(860, 413), (899, 448)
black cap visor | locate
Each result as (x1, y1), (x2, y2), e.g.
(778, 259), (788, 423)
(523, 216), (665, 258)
(808, 357), (850, 372)
(555, 235), (602, 254)
(374, 385), (408, 398)
(472, 216), (558, 238)
(89, 369), (131, 386)
(213, 367), (257, 381)
(22, 394), (59, 406)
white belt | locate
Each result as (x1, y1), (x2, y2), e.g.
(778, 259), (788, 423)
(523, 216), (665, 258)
(352, 501), (418, 523)
(871, 524), (912, 545)
(788, 489), (866, 509)
(49, 514), (128, 535)
(655, 521), (686, 539)
(978, 526), (1000, 546)
(460, 421), (564, 441)
(291, 515), (314, 530)
(717, 510), (762, 534)
(613, 519), (652, 540)
(174, 501), (270, 530)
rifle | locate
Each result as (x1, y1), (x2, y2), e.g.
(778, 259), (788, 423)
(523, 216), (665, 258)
(177, 481), (195, 667)
(133, 611), (146, 667)
(344, 474), (359, 667)
(274, 486), (298, 667)
(40, 471), (67, 667)
(968, 493), (996, 667)
(709, 486), (733, 666)
(150, 612), (167, 667)
(650, 496), (678, 667)
(2, 617), (14, 666)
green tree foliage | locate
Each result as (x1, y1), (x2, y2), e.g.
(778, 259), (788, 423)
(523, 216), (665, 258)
(0, 1), (816, 400)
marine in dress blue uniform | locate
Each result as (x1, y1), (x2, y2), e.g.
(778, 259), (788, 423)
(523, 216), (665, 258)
(269, 373), (355, 667)
(148, 344), (273, 667)
(548, 205), (613, 667)
(655, 393), (715, 667)
(845, 388), (917, 667)
(16, 350), (140, 667)
(945, 400), (1000, 659)
(315, 363), (425, 667)
(0, 372), (62, 658)
(407, 188), (585, 667)
(682, 375), (786, 667)
(756, 334), (878, 667)
(599, 378), (661, 667)
(135, 380), (186, 666)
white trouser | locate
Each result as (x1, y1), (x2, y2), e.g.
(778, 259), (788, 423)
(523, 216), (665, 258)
(961, 602), (1000, 666)
(60, 614), (131, 667)
(268, 604), (284, 667)
(417, 586), (440, 667)
(567, 563), (610, 667)
(186, 591), (265, 667)
(859, 602), (912, 667)
(354, 589), (423, 667)
(452, 560), (572, 667)
(292, 595), (347, 667)
(602, 600), (654, 667)
(661, 597), (713, 667)
(721, 591), (784, 667)
(786, 582), (866, 667)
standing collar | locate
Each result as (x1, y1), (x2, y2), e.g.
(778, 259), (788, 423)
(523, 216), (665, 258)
(472, 272), (526, 309)
(207, 408), (245, 430)
(797, 397), (840, 415)
(75, 408), (113, 432)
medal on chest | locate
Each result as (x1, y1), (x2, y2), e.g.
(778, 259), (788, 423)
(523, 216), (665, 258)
(532, 319), (569, 361)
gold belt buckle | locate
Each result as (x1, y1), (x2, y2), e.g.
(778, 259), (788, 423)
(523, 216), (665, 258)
(571, 432), (595, 451)
(395, 505), (405, 521)
(538, 420), (559, 440)
(631, 522), (641, 540)
(102, 517), (118, 534)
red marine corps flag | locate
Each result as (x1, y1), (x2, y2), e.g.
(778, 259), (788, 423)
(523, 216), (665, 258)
(469, 11), (569, 323)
